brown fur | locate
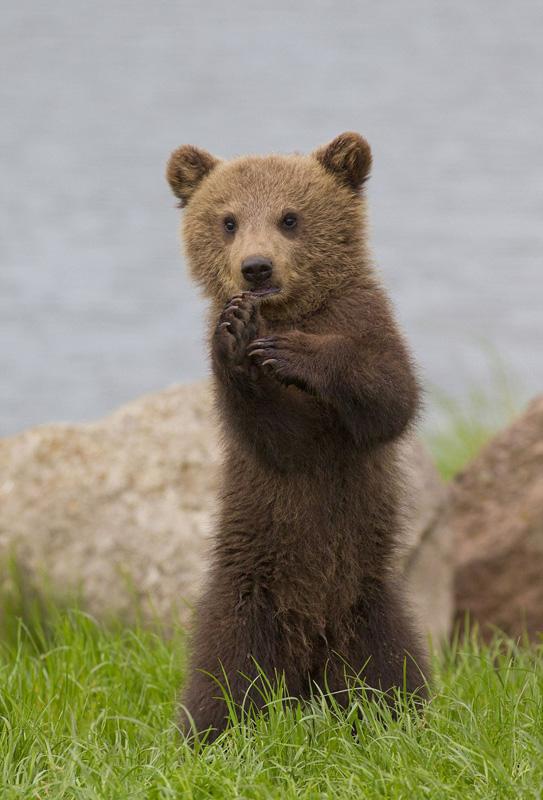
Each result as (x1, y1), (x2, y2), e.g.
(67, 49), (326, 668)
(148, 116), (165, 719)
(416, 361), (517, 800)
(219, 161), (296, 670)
(167, 132), (428, 741)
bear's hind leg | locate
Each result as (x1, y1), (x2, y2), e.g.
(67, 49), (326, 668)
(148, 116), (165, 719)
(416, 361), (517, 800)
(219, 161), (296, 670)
(321, 583), (428, 712)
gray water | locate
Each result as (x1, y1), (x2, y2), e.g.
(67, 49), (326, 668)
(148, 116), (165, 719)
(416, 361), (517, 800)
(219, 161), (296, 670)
(1, 0), (542, 436)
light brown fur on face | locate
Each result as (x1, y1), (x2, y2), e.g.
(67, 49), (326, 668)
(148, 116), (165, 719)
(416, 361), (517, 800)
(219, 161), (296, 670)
(167, 134), (372, 320)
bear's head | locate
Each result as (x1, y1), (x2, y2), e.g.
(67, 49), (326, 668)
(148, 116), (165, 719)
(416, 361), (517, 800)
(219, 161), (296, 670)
(167, 133), (372, 318)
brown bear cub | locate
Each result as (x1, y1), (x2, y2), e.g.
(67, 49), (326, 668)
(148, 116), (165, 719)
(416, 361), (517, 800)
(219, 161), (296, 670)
(167, 132), (428, 741)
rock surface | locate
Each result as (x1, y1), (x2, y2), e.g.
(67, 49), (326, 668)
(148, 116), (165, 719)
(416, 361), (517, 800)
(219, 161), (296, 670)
(0, 383), (220, 624)
(0, 381), (450, 636)
(448, 396), (543, 641)
(400, 439), (451, 643)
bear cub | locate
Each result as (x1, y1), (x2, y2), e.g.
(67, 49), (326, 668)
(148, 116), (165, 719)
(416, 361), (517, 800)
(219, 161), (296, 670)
(167, 132), (428, 741)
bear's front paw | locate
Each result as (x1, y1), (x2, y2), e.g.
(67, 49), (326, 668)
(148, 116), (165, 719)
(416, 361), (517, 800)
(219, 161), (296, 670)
(213, 293), (261, 368)
(247, 335), (310, 391)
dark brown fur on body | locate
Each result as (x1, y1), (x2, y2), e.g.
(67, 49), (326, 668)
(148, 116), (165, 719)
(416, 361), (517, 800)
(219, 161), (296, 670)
(167, 133), (428, 741)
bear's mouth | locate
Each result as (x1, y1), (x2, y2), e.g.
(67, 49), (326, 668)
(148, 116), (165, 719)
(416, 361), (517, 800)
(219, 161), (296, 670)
(249, 286), (281, 297)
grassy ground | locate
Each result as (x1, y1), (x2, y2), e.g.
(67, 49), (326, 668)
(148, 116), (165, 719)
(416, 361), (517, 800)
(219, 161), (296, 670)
(2, 378), (536, 798)
(0, 605), (542, 799)
(425, 364), (518, 480)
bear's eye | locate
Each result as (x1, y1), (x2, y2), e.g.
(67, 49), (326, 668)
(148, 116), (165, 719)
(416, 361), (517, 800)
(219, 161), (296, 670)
(281, 212), (298, 230)
(223, 215), (237, 234)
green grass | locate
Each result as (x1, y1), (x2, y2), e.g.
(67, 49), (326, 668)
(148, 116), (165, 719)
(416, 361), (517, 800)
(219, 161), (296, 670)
(425, 360), (518, 480)
(1, 373), (534, 798)
(0, 605), (542, 799)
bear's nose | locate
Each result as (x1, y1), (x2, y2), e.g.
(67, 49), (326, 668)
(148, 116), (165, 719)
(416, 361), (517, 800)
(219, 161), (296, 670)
(241, 256), (273, 285)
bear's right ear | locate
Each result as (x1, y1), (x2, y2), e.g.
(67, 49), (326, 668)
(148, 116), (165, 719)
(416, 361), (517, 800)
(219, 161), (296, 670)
(166, 145), (219, 207)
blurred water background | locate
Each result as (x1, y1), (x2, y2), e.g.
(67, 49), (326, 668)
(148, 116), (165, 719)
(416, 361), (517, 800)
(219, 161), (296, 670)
(1, 0), (542, 435)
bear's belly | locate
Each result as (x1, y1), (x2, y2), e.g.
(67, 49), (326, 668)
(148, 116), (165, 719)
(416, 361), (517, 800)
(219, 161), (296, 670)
(214, 443), (398, 616)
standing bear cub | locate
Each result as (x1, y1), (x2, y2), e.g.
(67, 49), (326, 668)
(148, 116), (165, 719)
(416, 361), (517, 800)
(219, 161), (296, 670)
(167, 132), (428, 740)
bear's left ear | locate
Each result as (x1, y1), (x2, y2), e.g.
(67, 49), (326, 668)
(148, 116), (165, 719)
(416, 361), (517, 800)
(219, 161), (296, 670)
(312, 132), (372, 191)
(166, 145), (220, 207)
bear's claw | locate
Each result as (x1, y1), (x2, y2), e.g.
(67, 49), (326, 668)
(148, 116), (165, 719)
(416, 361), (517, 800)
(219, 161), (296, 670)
(248, 337), (276, 349)
(213, 294), (262, 368)
(247, 334), (308, 389)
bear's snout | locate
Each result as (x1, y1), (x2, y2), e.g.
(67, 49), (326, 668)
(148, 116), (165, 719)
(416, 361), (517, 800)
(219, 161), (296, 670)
(241, 255), (273, 287)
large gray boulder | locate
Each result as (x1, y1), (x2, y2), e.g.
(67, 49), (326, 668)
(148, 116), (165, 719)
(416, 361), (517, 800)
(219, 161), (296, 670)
(0, 382), (450, 636)
(0, 383), (219, 623)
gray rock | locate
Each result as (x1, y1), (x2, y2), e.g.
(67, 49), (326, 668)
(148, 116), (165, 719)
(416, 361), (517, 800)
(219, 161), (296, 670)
(399, 438), (451, 643)
(0, 382), (219, 623)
